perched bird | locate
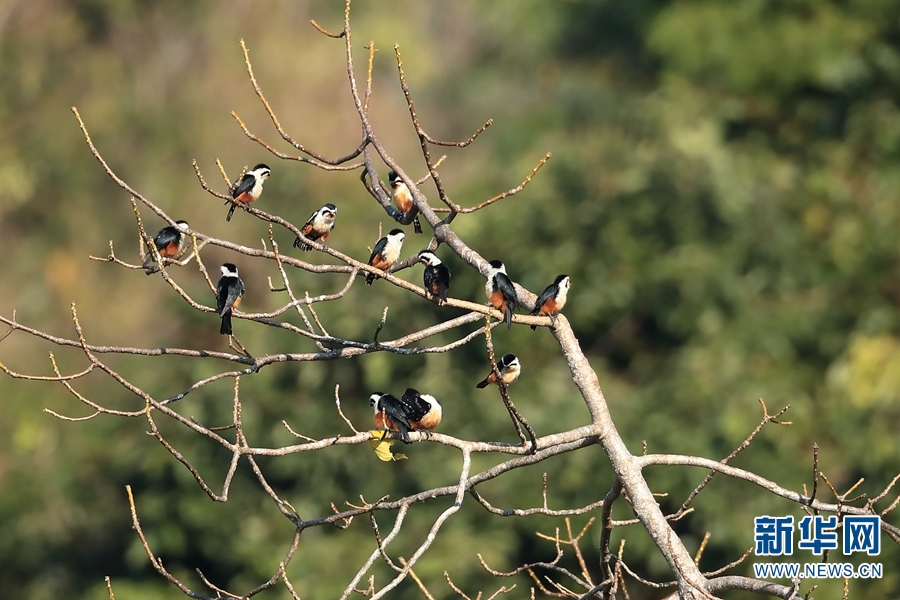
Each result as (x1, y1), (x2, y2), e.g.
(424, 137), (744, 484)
(485, 260), (518, 329)
(370, 392), (413, 443)
(366, 229), (405, 285)
(215, 263), (245, 335)
(370, 389), (443, 443)
(388, 170), (422, 234)
(143, 220), (190, 274)
(399, 387), (442, 436)
(417, 251), (451, 304)
(530, 275), (571, 330)
(294, 203), (337, 251)
(476, 353), (521, 389)
(227, 164), (271, 221)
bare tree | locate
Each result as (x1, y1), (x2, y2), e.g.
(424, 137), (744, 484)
(1, 2), (898, 599)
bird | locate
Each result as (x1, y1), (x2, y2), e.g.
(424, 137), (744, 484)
(484, 260), (518, 328)
(215, 263), (244, 335)
(227, 164), (271, 221)
(388, 170), (422, 234)
(370, 392), (414, 443)
(143, 220), (189, 274)
(530, 275), (571, 330)
(399, 387), (442, 436)
(294, 204), (337, 251)
(370, 389), (442, 443)
(366, 229), (405, 285)
(475, 353), (521, 388)
(417, 250), (451, 304)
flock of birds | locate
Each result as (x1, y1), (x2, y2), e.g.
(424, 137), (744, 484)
(141, 164), (569, 444)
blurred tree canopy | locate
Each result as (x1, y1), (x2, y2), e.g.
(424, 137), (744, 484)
(1, 0), (899, 598)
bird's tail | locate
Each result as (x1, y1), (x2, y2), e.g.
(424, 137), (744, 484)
(365, 272), (376, 286)
(226, 203), (237, 222)
(397, 423), (412, 444)
(505, 305), (513, 329)
(220, 312), (232, 335)
(475, 378), (489, 389)
(142, 254), (157, 275)
(293, 237), (311, 251)
(413, 215), (422, 234)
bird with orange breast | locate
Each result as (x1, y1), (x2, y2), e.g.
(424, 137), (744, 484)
(484, 260), (518, 329)
(227, 164), (270, 221)
(399, 387), (442, 437)
(365, 229), (405, 285)
(475, 353), (521, 389)
(370, 388), (442, 443)
(388, 170), (422, 234)
(417, 250), (451, 304)
(370, 392), (413, 443)
(294, 204), (337, 251)
(530, 275), (570, 330)
(143, 220), (190, 274)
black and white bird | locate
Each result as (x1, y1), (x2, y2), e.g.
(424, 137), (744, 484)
(215, 263), (244, 335)
(485, 260), (518, 329)
(143, 220), (190, 274)
(294, 204), (337, 251)
(417, 251), (451, 304)
(370, 392), (413, 443)
(388, 170), (422, 234)
(366, 229), (405, 285)
(227, 164), (271, 221)
(475, 353), (521, 389)
(370, 388), (443, 443)
(530, 275), (571, 330)
(399, 387), (442, 436)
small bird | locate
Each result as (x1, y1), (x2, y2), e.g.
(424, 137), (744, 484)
(417, 251), (451, 304)
(215, 263), (245, 335)
(530, 275), (571, 330)
(227, 164), (271, 221)
(143, 220), (190, 274)
(388, 170), (422, 234)
(485, 260), (518, 328)
(366, 229), (405, 285)
(294, 204), (337, 251)
(370, 392), (414, 443)
(476, 353), (521, 388)
(400, 387), (442, 436)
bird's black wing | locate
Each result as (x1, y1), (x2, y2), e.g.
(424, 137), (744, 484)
(400, 388), (431, 422)
(496, 272), (518, 327)
(231, 173), (254, 199)
(218, 278), (244, 317)
(216, 279), (228, 315)
(530, 283), (557, 316)
(380, 394), (412, 443)
(496, 273), (518, 307)
(153, 226), (179, 250)
(368, 236), (388, 264)
(366, 237), (390, 285)
(293, 211), (319, 249)
(426, 265), (450, 302)
(423, 268), (437, 298)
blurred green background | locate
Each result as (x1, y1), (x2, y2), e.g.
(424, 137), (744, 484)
(2, 0), (900, 597)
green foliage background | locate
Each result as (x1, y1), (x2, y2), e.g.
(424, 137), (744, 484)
(1, 0), (899, 597)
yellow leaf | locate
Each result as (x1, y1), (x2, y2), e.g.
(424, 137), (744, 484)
(369, 431), (408, 462)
